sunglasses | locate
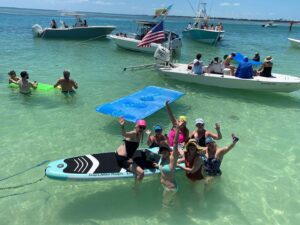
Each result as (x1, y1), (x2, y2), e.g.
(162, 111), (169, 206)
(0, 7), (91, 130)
(139, 126), (146, 130)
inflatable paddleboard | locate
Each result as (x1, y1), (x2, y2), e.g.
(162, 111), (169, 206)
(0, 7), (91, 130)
(46, 148), (165, 181)
(9, 82), (55, 91)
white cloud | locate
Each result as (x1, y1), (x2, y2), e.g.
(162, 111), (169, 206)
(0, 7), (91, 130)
(93, 0), (113, 5)
(220, 2), (230, 6)
(233, 3), (240, 6)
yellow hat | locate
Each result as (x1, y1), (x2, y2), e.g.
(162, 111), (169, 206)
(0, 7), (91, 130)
(185, 139), (206, 153)
(179, 115), (187, 122)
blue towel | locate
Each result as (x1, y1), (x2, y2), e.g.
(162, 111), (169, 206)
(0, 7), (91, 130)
(96, 86), (184, 122)
(233, 52), (262, 66)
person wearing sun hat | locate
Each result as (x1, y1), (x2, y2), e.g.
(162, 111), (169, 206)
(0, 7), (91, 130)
(165, 101), (189, 147)
(189, 118), (222, 147)
(201, 134), (239, 177)
(146, 125), (167, 148)
(257, 56), (273, 77)
(115, 117), (147, 184)
(177, 139), (206, 181)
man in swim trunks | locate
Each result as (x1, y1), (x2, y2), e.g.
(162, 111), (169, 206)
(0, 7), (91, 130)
(54, 70), (78, 94)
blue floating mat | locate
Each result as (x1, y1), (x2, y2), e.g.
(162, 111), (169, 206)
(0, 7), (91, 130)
(233, 52), (263, 66)
(96, 86), (184, 122)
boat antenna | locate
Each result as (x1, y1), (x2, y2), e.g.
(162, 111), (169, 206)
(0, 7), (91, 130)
(187, 0), (196, 15)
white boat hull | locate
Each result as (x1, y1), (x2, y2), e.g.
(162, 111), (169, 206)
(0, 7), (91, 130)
(108, 35), (181, 55)
(158, 64), (300, 93)
(288, 38), (300, 48)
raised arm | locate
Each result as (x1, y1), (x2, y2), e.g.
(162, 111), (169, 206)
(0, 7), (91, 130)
(170, 122), (181, 169)
(165, 100), (177, 127)
(207, 123), (222, 140)
(217, 133), (239, 159)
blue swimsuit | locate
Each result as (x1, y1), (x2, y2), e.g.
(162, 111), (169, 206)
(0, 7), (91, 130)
(202, 155), (222, 176)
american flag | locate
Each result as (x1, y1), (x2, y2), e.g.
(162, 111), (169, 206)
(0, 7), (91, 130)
(137, 21), (165, 47)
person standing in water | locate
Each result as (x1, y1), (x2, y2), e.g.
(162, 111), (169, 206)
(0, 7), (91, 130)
(18, 71), (38, 94)
(54, 70), (78, 94)
(115, 118), (147, 183)
(8, 70), (20, 84)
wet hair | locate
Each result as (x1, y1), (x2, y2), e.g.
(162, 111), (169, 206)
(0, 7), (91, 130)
(196, 53), (202, 60)
(20, 71), (28, 78)
(8, 70), (16, 76)
(63, 70), (70, 80)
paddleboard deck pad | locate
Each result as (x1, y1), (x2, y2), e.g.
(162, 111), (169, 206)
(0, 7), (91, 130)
(46, 148), (162, 181)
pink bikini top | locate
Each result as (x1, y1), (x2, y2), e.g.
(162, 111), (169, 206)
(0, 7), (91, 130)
(168, 128), (186, 147)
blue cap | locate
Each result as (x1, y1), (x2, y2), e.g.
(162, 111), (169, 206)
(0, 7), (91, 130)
(154, 125), (162, 131)
(205, 137), (215, 145)
(243, 56), (249, 62)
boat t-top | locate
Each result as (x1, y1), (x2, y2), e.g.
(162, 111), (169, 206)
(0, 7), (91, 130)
(32, 13), (116, 39)
(108, 20), (182, 55)
(182, 1), (224, 44)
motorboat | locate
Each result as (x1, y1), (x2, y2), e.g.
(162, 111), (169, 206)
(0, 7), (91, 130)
(32, 13), (115, 39)
(288, 38), (300, 48)
(182, 2), (224, 44)
(154, 46), (300, 93)
(108, 20), (182, 55)
(262, 21), (278, 28)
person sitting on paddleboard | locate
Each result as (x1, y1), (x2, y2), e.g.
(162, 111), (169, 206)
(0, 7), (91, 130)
(8, 70), (20, 84)
(54, 70), (78, 94)
(115, 118), (146, 182)
(146, 125), (167, 148)
(166, 101), (189, 151)
(18, 71), (38, 94)
(190, 118), (222, 147)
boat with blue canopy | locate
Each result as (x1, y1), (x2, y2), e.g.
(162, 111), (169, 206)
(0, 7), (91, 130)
(96, 86), (184, 122)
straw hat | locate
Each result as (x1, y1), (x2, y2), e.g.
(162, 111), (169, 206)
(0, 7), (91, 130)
(264, 56), (273, 62)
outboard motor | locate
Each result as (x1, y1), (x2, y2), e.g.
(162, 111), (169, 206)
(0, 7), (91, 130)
(154, 45), (171, 67)
(32, 24), (43, 37)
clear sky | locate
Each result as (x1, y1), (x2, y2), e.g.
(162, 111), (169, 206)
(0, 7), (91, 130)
(0, 0), (299, 20)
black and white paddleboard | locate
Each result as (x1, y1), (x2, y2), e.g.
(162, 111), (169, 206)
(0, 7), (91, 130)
(45, 148), (162, 181)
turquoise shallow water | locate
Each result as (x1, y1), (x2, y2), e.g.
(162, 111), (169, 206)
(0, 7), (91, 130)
(0, 8), (300, 225)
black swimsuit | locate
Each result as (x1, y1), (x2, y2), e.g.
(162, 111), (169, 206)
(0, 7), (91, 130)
(191, 130), (206, 147)
(116, 140), (139, 169)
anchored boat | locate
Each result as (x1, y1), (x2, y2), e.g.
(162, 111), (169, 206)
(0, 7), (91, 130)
(108, 20), (182, 55)
(154, 46), (300, 93)
(32, 13), (115, 40)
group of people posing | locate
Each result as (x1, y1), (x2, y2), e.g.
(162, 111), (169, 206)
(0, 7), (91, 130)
(8, 70), (78, 95)
(190, 52), (273, 79)
(115, 101), (239, 192)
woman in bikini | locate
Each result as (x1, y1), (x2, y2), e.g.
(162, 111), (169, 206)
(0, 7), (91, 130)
(189, 118), (222, 147)
(115, 118), (147, 183)
(165, 100), (189, 148)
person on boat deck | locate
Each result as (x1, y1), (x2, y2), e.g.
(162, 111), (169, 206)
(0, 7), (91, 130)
(257, 56), (273, 77)
(62, 21), (68, 28)
(189, 118), (222, 147)
(207, 57), (223, 74)
(146, 125), (167, 148)
(235, 56), (254, 79)
(115, 118), (146, 183)
(210, 24), (214, 30)
(166, 101), (189, 150)
(177, 139), (206, 181)
(252, 52), (260, 62)
(83, 20), (88, 27)
(218, 22), (223, 31)
(50, 19), (57, 29)
(200, 134), (239, 178)
(192, 53), (204, 75)
(224, 52), (236, 76)
(8, 70), (20, 84)
(152, 121), (184, 192)
(18, 71), (38, 94)
(54, 70), (78, 94)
